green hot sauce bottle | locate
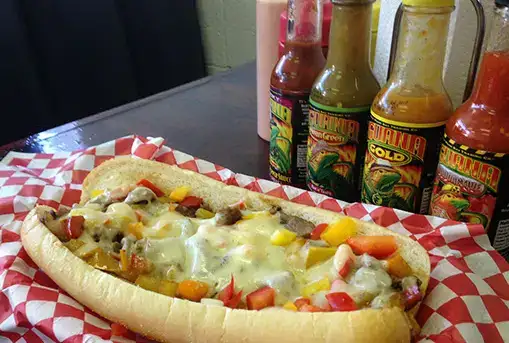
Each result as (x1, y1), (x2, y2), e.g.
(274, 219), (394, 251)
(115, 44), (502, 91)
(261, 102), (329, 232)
(307, 0), (380, 202)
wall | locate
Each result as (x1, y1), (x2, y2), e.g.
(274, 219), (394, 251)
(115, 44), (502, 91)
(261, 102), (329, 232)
(197, 0), (494, 105)
(374, 0), (494, 107)
(197, 0), (256, 74)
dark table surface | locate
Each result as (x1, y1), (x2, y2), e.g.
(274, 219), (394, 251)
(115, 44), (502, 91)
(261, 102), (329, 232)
(0, 62), (271, 179)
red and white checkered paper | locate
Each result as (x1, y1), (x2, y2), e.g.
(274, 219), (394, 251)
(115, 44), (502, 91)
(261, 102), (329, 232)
(0, 135), (507, 343)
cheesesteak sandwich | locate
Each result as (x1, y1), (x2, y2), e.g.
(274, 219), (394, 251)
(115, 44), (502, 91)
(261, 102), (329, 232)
(21, 157), (430, 343)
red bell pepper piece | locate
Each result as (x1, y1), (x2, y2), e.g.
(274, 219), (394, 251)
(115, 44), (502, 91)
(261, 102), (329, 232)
(294, 297), (311, 309)
(63, 216), (85, 239)
(403, 285), (422, 311)
(321, 302), (333, 311)
(218, 276), (235, 303)
(246, 286), (275, 310)
(346, 236), (397, 259)
(338, 257), (354, 279)
(218, 276), (243, 308)
(299, 304), (324, 312)
(310, 223), (328, 240)
(225, 290), (243, 309)
(326, 292), (357, 312)
(137, 179), (165, 197)
(179, 196), (203, 209)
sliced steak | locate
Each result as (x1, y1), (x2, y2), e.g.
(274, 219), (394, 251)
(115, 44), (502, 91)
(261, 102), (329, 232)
(215, 207), (242, 226)
(176, 205), (197, 218)
(279, 212), (315, 237)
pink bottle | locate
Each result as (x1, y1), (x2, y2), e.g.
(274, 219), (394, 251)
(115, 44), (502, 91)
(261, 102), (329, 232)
(256, 0), (288, 142)
(279, 0), (332, 58)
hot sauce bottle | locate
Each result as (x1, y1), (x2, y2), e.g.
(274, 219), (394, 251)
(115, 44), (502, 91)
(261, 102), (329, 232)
(430, 0), (509, 258)
(361, 0), (454, 213)
(307, 0), (380, 202)
(269, 0), (327, 188)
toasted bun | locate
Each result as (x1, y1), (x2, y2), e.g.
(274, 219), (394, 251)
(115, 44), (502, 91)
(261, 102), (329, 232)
(21, 157), (430, 343)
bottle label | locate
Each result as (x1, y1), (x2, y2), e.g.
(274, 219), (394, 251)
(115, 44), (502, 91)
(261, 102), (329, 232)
(361, 111), (445, 214)
(269, 87), (310, 187)
(431, 134), (509, 258)
(306, 100), (370, 202)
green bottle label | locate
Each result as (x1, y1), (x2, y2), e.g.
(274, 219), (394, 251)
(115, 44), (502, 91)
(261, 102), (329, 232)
(269, 87), (310, 187)
(306, 99), (370, 202)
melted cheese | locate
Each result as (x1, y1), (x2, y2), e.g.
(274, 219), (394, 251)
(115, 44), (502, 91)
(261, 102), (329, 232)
(72, 201), (400, 308)
(69, 208), (109, 230)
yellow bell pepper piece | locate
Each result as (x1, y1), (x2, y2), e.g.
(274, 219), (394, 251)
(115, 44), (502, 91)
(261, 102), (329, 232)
(271, 229), (297, 246)
(127, 222), (144, 240)
(242, 211), (269, 221)
(242, 213), (255, 220)
(159, 280), (178, 297)
(135, 275), (160, 292)
(158, 196), (172, 203)
(305, 246), (337, 269)
(65, 239), (85, 252)
(386, 252), (413, 278)
(75, 245), (101, 260)
(120, 249), (129, 272)
(90, 189), (104, 198)
(283, 302), (298, 311)
(320, 217), (357, 247)
(196, 208), (215, 219)
(177, 280), (209, 302)
(301, 278), (331, 298)
(169, 186), (190, 202)
(86, 249), (120, 273)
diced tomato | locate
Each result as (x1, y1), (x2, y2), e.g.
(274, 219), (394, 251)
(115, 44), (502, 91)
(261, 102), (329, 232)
(130, 254), (152, 274)
(225, 290), (243, 309)
(63, 216), (85, 239)
(299, 304), (324, 312)
(294, 297), (311, 309)
(346, 236), (397, 259)
(338, 257), (353, 279)
(218, 276), (236, 303)
(326, 292), (357, 312)
(403, 285), (422, 310)
(179, 196), (203, 208)
(246, 286), (275, 310)
(310, 223), (328, 240)
(137, 179), (165, 197)
(111, 322), (129, 336)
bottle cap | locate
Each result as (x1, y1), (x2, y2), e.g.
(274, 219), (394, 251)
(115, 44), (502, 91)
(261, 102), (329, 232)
(372, 0), (381, 33)
(279, 1), (333, 49)
(403, 0), (455, 7)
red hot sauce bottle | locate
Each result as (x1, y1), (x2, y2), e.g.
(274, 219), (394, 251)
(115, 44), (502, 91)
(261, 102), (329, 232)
(430, 0), (509, 258)
(269, 0), (327, 188)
